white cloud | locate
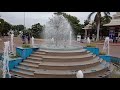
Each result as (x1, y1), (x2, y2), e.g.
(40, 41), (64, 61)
(0, 12), (116, 28)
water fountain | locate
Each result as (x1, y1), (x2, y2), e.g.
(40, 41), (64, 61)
(2, 41), (11, 78)
(10, 33), (14, 53)
(87, 37), (91, 44)
(76, 70), (84, 78)
(9, 13), (112, 78)
(103, 37), (110, 55)
(31, 37), (35, 47)
(69, 31), (72, 46)
(41, 14), (82, 50)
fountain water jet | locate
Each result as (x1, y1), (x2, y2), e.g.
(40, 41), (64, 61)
(10, 33), (14, 53)
(31, 37), (35, 47)
(103, 37), (110, 55)
(2, 41), (11, 78)
(41, 14), (82, 50)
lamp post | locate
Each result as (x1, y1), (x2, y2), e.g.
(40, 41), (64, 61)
(24, 12), (25, 29)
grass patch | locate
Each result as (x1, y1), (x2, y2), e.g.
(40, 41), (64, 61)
(22, 44), (31, 48)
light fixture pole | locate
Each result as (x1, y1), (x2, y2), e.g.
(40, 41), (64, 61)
(24, 12), (25, 30)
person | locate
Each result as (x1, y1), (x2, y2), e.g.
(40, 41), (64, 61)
(26, 32), (31, 44)
(113, 35), (116, 43)
(115, 37), (118, 43)
(22, 32), (26, 44)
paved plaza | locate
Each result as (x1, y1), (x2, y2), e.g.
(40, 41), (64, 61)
(0, 37), (120, 58)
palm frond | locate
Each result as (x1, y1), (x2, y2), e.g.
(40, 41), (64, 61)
(87, 12), (96, 21)
(104, 12), (110, 17)
(94, 12), (101, 24)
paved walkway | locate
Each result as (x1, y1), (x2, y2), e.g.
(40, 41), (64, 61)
(0, 37), (120, 58)
(96, 43), (120, 58)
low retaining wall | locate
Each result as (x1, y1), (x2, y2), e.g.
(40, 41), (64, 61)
(9, 57), (23, 70)
(16, 47), (39, 59)
(99, 55), (111, 62)
(84, 47), (99, 56)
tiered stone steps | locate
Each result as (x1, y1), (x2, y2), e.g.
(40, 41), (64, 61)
(10, 48), (112, 78)
(11, 61), (110, 78)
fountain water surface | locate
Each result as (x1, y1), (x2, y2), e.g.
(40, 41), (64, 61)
(40, 14), (82, 51)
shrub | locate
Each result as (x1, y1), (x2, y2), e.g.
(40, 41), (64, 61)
(10, 55), (19, 58)
(99, 51), (106, 55)
(86, 43), (96, 47)
(9, 52), (20, 59)
(22, 44), (31, 48)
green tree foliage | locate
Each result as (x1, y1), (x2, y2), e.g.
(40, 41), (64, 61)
(2, 21), (12, 36)
(100, 15), (112, 37)
(31, 23), (43, 38)
(11, 25), (25, 36)
(84, 20), (90, 26)
(0, 18), (5, 36)
(0, 18), (12, 36)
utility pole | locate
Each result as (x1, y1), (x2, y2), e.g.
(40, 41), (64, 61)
(24, 12), (25, 30)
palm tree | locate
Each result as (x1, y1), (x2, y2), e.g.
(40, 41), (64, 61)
(87, 12), (110, 41)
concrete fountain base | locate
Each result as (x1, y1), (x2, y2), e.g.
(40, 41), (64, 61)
(10, 46), (113, 78)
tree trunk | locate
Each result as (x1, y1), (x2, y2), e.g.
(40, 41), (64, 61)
(96, 22), (100, 41)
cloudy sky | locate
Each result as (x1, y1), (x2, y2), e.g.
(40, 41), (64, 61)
(0, 12), (116, 28)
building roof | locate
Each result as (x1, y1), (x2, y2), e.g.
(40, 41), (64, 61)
(104, 19), (120, 26)
(82, 24), (92, 30)
(104, 12), (120, 26)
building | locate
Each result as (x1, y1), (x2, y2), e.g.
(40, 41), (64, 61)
(104, 12), (120, 39)
(82, 23), (92, 39)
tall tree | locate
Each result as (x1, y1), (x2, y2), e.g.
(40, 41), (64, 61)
(11, 25), (25, 36)
(2, 21), (12, 36)
(100, 15), (112, 37)
(0, 18), (5, 36)
(84, 20), (90, 26)
(87, 12), (110, 41)
(31, 23), (43, 38)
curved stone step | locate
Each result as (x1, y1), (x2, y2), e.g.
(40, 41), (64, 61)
(33, 52), (46, 55)
(10, 69), (34, 78)
(24, 59), (41, 64)
(10, 61), (109, 78)
(38, 57), (101, 70)
(15, 65), (38, 73)
(33, 62), (109, 78)
(27, 57), (43, 61)
(20, 62), (39, 68)
(34, 49), (90, 56)
(41, 54), (96, 62)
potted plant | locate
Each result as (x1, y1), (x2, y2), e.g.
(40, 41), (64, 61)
(16, 44), (39, 59)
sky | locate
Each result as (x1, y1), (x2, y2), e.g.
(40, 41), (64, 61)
(0, 12), (116, 28)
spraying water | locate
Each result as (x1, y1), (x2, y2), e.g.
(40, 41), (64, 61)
(41, 14), (82, 50)
(10, 33), (14, 53)
(76, 70), (84, 78)
(31, 37), (34, 47)
(69, 31), (72, 45)
(103, 37), (110, 55)
(87, 37), (91, 44)
(2, 41), (11, 78)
